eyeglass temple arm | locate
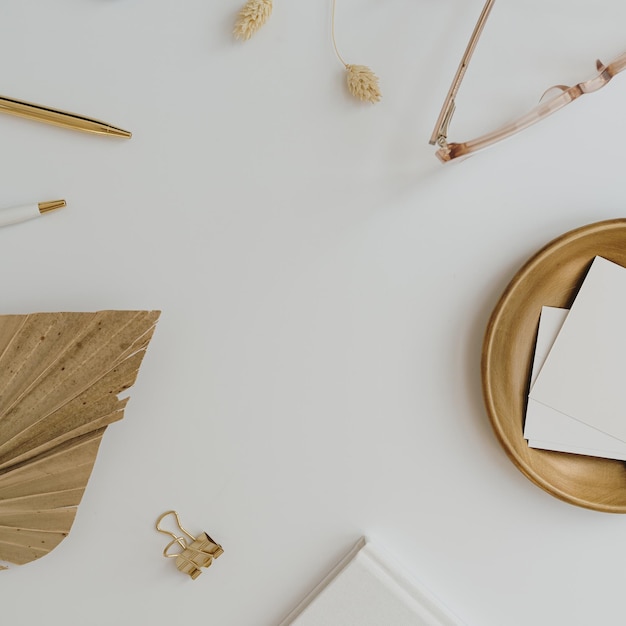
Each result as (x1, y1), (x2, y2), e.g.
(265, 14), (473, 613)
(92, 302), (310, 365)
(436, 52), (626, 162)
(429, 0), (497, 146)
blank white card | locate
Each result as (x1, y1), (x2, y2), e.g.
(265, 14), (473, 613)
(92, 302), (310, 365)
(530, 256), (626, 443)
(524, 306), (626, 459)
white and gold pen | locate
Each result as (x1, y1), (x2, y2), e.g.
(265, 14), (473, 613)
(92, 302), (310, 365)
(0, 200), (66, 229)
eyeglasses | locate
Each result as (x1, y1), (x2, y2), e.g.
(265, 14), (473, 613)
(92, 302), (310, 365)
(429, 0), (626, 162)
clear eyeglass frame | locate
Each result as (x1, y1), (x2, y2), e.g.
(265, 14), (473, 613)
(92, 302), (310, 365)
(429, 0), (626, 163)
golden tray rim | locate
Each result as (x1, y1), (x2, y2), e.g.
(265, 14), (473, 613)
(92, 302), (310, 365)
(482, 218), (626, 513)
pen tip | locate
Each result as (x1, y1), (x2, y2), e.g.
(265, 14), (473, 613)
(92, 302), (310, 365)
(108, 126), (132, 139)
(38, 199), (66, 214)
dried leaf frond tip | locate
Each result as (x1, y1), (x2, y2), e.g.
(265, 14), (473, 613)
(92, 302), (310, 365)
(345, 64), (381, 104)
(233, 0), (273, 41)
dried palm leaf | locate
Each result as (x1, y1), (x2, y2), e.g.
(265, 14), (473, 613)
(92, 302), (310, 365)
(0, 310), (159, 568)
(233, 0), (273, 41)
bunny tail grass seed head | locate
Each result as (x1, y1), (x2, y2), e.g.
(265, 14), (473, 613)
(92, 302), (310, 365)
(233, 0), (273, 40)
(345, 64), (381, 104)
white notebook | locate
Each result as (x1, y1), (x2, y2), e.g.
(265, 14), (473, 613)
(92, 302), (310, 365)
(279, 537), (464, 626)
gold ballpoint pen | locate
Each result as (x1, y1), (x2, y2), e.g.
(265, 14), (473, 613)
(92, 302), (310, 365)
(0, 94), (131, 138)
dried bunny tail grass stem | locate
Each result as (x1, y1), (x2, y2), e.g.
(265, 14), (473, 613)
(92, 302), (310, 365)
(331, 0), (381, 103)
(331, 0), (348, 67)
(234, 0), (273, 40)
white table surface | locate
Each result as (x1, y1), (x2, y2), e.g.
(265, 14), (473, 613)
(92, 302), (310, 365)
(1, 1), (625, 624)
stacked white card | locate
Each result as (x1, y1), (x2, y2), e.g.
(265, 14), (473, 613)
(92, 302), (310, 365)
(524, 256), (626, 460)
(279, 537), (464, 626)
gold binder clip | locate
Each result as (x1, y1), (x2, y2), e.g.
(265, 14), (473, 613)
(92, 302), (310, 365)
(156, 510), (223, 580)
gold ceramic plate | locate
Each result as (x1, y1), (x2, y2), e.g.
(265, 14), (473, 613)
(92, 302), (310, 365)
(482, 219), (626, 513)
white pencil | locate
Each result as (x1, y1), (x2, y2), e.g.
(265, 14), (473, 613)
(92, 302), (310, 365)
(0, 199), (66, 228)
